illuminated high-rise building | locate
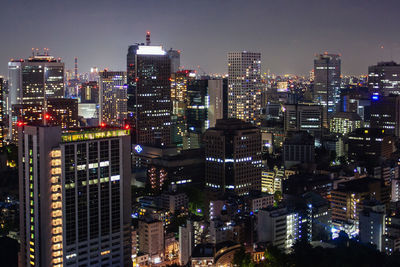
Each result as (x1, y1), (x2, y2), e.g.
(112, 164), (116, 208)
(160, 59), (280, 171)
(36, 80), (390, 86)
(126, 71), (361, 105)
(313, 53), (341, 126)
(7, 53), (64, 140)
(227, 52), (262, 126)
(99, 71), (127, 126)
(368, 61), (400, 96)
(80, 81), (99, 104)
(204, 119), (262, 195)
(9, 98), (79, 142)
(127, 33), (172, 146)
(18, 125), (132, 266)
(370, 95), (400, 137)
(46, 98), (79, 129)
(284, 103), (323, 137)
(171, 70), (195, 116)
(330, 112), (362, 135)
(170, 70), (195, 146)
(8, 53), (64, 108)
(89, 67), (99, 82)
(182, 78), (228, 150)
(208, 78), (228, 128)
(0, 76), (4, 146)
(167, 48), (181, 74)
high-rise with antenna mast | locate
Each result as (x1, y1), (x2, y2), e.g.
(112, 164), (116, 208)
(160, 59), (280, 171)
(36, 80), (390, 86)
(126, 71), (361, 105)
(127, 32), (172, 146)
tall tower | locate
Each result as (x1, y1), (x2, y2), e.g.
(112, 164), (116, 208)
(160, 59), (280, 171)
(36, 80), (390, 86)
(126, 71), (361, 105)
(0, 77), (4, 147)
(18, 125), (132, 266)
(99, 70), (127, 126)
(7, 53), (64, 140)
(74, 57), (78, 80)
(227, 52), (262, 126)
(167, 49), (181, 74)
(8, 53), (64, 107)
(127, 33), (172, 146)
(313, 53), (341, 126)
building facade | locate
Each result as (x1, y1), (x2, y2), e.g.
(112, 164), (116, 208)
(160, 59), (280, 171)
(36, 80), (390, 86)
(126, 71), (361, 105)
(138, 218), (164, 264)
(330, 112), (362, 135)
(8, 54), (64, 108)
(127, 36), (172, 146)
(370, 95), (400, 137)
(18, 125), (132, 266)
(313, 53), (341, 125)
(368, 61), (400, 96)
(204, 119), (262, 195)
(228, 52), (262, 126)
(284, 103), (323, 137)
(99, 71), (127, 126)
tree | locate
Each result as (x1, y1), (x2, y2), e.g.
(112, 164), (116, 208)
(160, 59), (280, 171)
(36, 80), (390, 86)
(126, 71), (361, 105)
(263, 245), (290, 267)
(274, 191), (282, 204)
(233, 247), (254, 267)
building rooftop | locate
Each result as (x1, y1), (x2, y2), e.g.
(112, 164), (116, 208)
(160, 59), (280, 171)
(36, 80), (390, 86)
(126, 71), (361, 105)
(332, 112), (362, 121)
(192, 244), (215, 258)
(61, 127), (130, 142)
(375, 61), (400, 67)
(284, 131), (314, 145)
(212, 118), (258, 131)
(336, 177), (382, 193)
(349, 127), (388, 137)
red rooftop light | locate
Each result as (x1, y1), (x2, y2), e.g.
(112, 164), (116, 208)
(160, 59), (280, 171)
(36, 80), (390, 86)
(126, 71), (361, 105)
(124, 124), (130, 130)
(100, 122), (106, 127)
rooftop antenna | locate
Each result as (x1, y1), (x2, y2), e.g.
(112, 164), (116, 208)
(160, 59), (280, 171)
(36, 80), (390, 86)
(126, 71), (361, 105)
(146, 31), (151, 46)
(31, 48), (34, 57)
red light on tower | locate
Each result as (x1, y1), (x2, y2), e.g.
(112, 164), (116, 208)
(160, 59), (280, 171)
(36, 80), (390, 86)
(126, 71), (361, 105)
(100, 122), (106, 127)
(45, 114), (50, 120)
(124, 124), (130, 130)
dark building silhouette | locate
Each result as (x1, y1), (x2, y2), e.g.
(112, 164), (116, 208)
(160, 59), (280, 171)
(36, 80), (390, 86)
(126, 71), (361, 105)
(204, 119), (262, 195)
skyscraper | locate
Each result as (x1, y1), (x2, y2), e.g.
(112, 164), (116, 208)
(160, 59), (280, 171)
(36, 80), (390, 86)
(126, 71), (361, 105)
(127, 33), (172, 146)
(18, 125), (132, 266)
(283, 103), (323, 137)
(8, 53), (64, 108)
(370, 95), (400, 137)
(313, 53), (341, 126)
(80, 81), (99, 104)
(204, 118), (262, 195)
(7, 53), (64, 140)
(0, 76), (4, 147)
(208, 78), (228, 128)
(99, 70), (127, 126)
(46, 98), (79, 129)
(167, 48), (181, 74)
(368, 61), (400, 96)
(227, 52), (262, 126)
(171, 70), (195, 117)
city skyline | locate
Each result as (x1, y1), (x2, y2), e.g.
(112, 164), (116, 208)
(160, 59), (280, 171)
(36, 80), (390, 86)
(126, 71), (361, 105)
(1, 0), (400, 77)
(4, 1), (400, 266)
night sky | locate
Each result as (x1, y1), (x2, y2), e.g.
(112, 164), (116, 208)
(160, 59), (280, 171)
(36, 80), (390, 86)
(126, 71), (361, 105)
(1, 0), (400, 77)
